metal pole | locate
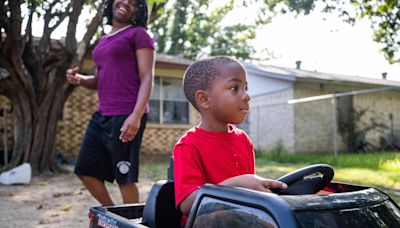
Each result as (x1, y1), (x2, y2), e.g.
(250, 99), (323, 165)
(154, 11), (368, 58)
(3, 109), (8, 165)
(288, 86), (399, 104)
(257, 106), (260, 150)
(331, 98), (337, 158)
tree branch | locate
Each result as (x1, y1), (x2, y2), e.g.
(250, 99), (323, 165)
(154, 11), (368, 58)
(38, 1), (60, 55)
(72, 0), (106, 66)
(0, 0), (8, 51)
(4, 0), (22, 57)
(6, 1), (24, 77)
(19, 2), (45, 104)
(65, 0), (84, 55)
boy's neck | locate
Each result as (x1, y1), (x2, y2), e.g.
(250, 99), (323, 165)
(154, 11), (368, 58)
(198, 120), (232, 133)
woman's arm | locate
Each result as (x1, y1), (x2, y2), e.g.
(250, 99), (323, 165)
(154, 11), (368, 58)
(66, 66), (98, 90)
(119, 48), (155, 142)
(77, 73), (98, 90)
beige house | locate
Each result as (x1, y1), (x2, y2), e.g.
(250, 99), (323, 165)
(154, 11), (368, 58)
(244, 63), (400, 153)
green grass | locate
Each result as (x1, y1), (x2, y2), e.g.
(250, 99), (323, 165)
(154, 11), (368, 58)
(140, 154), (170, 181)
(139, 152), (400, 204)
(256, 152), (400, 204)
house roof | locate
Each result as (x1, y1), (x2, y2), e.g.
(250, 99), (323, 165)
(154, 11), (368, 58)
(243, 62), (400, 88)
(156, 54), (193, 66)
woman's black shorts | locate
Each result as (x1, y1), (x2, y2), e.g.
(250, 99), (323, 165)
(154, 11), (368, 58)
(74, 112), (147, 184)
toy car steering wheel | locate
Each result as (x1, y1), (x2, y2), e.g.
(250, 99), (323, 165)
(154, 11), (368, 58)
(271, 164), (334, 195)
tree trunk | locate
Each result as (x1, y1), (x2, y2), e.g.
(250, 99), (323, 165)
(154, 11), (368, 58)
(7, 91), (33, 170)
(4, 70), (71, 174)
(0, 0), (107, 174)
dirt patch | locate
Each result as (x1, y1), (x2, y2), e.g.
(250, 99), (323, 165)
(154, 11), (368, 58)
(0, 167), (155, 228)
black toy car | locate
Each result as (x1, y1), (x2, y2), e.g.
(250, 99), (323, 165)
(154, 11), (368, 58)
(88, 162), (400, 228)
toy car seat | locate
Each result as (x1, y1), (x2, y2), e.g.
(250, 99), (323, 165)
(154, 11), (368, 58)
(142, 157), (182, 228)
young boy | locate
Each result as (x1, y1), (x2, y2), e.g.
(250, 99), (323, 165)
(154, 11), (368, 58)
(173, 56), (287, 224)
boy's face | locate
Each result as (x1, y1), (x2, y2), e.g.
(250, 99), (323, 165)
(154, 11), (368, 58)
(206, 62), (250, 126)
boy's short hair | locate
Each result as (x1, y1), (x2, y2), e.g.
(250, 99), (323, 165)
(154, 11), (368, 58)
(183, 56), (239, 108)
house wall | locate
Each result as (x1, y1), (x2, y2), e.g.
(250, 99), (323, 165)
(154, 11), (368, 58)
(143, 107), (200, 154)
(249, 88), (295, 152)
(247, 74), (292, 96)
(293, 82), (340, 152)
(353, 90), (400, 146)
(142, 63), (197, 155)
(293, 82), (400, 152)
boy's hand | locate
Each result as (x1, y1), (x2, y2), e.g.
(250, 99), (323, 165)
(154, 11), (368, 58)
(219, 174), (287, 192)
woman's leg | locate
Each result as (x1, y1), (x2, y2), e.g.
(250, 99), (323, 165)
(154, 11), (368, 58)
(118, 182), (139, 203)
(78, 175), (114, 205)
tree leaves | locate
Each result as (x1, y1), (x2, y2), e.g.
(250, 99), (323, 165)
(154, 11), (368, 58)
(149, 0), (263, 60)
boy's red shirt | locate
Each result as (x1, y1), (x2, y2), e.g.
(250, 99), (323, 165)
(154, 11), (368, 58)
(173, 126), (255, 217)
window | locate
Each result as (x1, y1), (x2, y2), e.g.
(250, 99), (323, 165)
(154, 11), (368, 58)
(149, 77), (189, 124)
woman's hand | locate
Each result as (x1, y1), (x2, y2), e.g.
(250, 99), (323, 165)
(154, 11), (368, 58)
(66, 66), (81, 85)
(219, 174), (287, 192)
(119, 114), (141, 142)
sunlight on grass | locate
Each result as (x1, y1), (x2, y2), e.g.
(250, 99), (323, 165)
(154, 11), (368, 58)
(256, 164), (301, 179)
(335, 168), (400, 189)
(379, 158), (400, 172)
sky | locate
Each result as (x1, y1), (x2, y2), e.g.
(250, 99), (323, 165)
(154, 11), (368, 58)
(250, 10), (400, 81)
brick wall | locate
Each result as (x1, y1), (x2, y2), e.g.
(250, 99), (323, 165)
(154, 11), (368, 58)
(0, 95), (13, 157)
(141, 105), (200, 154)
(56, 87), (98, 159)
(141, 125), (190, 155)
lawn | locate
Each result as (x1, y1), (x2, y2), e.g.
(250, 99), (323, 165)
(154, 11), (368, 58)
(255, 152), (400, 204)
(139, 152), (400, 204)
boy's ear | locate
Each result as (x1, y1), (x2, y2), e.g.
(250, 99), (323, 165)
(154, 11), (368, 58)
(195, 90), (210, 110)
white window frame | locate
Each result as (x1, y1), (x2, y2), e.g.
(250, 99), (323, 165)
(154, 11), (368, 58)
(149, 76), (189, 125)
